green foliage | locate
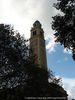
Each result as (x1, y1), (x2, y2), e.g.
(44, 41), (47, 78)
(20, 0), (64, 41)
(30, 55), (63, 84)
(52, 0), (75, 60)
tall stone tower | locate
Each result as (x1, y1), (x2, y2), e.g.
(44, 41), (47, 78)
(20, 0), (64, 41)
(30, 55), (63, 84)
(30, 20), (47, 70)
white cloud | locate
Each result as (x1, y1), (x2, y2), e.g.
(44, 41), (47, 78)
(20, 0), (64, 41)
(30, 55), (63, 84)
(64, 48), (72, 55)
(0, 0), (58, 53)
(56, 57), (68, 64)
(62, 77), (75, 100)
(46, 32), (56, 53)
(64, 57), (68, 61)
(56, 60), (61, 64)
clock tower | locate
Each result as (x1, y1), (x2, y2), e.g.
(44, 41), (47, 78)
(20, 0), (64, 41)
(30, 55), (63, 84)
(30, 21), (47, 70)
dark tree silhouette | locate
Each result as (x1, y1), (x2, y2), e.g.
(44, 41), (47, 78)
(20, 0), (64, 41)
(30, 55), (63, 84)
(0, 24), (36, 100)
(0, 24), (31, 89)
(52, 0), (75, 60)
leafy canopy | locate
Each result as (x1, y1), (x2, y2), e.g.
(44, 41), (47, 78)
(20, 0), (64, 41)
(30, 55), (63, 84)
(52, 0), (75, 60)
(0, 24), (33, 90)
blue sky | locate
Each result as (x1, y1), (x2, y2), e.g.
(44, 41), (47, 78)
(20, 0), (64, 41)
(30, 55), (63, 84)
(47, 44), (75, 99)
(47, 44), (75, 78)
(0, 0), (75, 99)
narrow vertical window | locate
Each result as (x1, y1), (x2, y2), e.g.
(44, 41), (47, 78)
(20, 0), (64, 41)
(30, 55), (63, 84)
(33, 31), (36, 36)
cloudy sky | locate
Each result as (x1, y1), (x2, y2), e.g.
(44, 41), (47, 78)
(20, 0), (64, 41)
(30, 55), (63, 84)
(0, 0), (75, 99)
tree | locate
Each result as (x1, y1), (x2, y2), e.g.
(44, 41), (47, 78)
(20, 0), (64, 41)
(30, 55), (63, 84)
(52, 0), (75, 60)
(48, 69), (63, 86)
(0, 24), (36, 99)
(0, 24), (30, 89)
